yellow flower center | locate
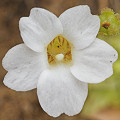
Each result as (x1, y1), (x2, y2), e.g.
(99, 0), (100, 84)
(47, 35), (72, 65)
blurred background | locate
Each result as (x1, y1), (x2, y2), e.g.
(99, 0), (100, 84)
(0, 0), (120, 120)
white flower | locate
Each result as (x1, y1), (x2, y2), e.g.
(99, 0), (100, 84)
(2, 5), (118, 117)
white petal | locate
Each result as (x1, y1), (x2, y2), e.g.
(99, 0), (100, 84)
(2, 44), (48, 91)
(70, 38), (118, 83)
(37, 65), (88, 117)
(59, 5), (100, 49)
(19, 8), (63, 52)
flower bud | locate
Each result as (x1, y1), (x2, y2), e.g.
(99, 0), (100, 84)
(98, 8), (120, 36)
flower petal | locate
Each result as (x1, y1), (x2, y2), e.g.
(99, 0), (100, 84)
(59, 5), (100, 49)
(70, 38), (118, 83)
(37, 65), (88, 117)
(2, 44), (48, 91)
(19, 8), (63, 52)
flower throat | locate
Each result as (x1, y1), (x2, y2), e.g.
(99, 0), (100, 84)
(47, 35), (72, 65)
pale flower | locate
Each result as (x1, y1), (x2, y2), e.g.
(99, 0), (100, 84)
(2, 5), (118, 117)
